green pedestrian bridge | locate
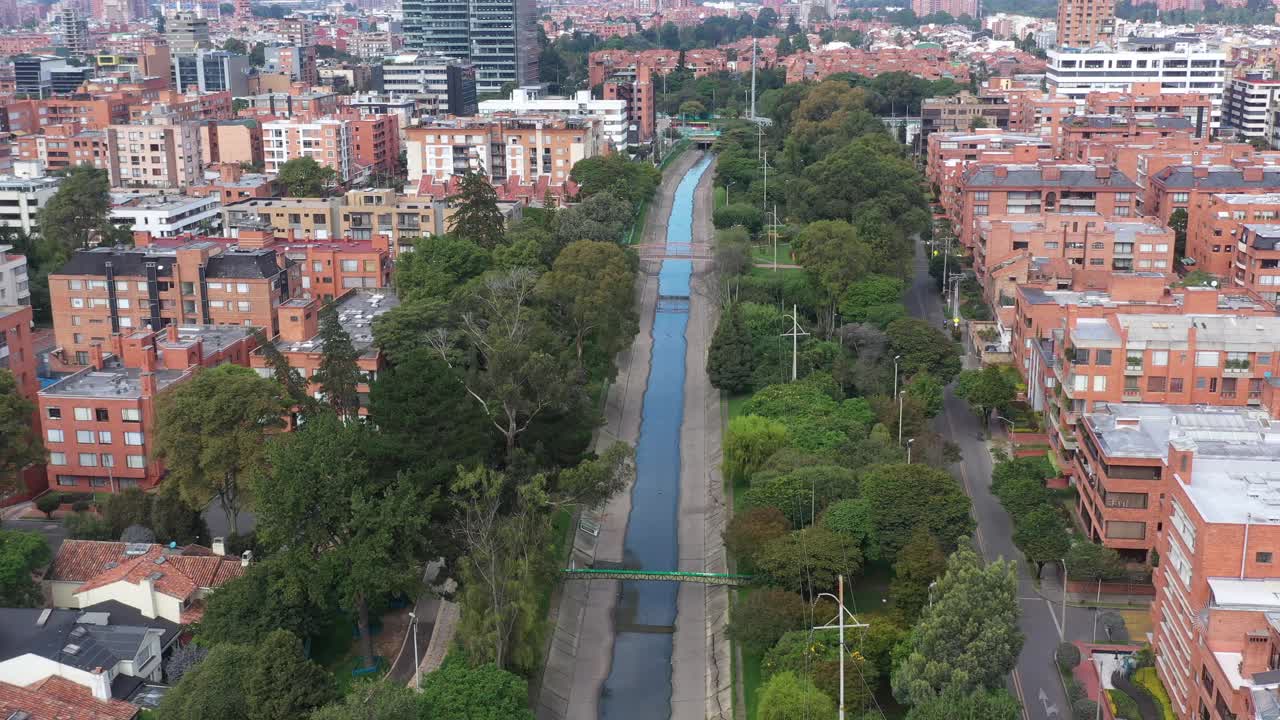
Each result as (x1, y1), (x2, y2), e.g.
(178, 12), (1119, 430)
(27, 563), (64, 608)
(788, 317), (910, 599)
(560, 568), (754, 587)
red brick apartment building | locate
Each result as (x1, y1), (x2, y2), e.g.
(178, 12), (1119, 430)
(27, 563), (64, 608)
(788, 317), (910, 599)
(956, 164), (1140, 251)
(14, 122), (107, 173)
(1, 304), (44, 501)
(1084, 83), (1214, 130)
(1058, 114), (1204, 165)
(1144, 164), (1280, 251)
(250, 288), (398, 416)
(1012, 282), (1277, 492)
(1089, 403), (1280, 720)
(37, 324), (257, 493)
(926, 132), (1053, 224)
(48, 243), (298, 365)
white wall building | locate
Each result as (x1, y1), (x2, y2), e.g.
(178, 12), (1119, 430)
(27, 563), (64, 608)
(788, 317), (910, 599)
(1223, 73), (1280, 144)
(0, 174), (59, 236)
(382, 53), (477, 115)
(110, 192), (222, 237)
(0, 245), (29, 306)
(1047, 36), (1227, 128)
(262, 118), (355, 184)
(479, 86), (629, 147)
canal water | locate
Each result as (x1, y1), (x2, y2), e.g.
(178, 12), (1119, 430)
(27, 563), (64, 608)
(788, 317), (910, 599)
(599, 154), (714, 720)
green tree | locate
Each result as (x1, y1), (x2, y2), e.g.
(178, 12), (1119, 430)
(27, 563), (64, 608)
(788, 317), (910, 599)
(554, 192), (632, 245)
(570, 154), (660, 209)
(0, 369), (43, 495)
(276, 156), (338, 197)
(756, 525), (862, 595)
(886, 318), (960, 383)
(554, 442), (635, 510)
(740, 465), (858, 525)
(102, 487), (152, 537)
(451, 466), (555, 673)
(762, 631), (875, 711)
(1168, 208), (1188, 259)
(904, 686), (1022, 720)
(839, 274), (905, 322)
(0, 530), (51, 607)
(251, 329), (310, 409)
(890, 526), (946, 621)
(678, 99), (707, 117)
(538, 240), (636, 370)
(196, 555), (331, 647)
(429, 268), (580, 461)
(312, 305), (361, 419)
(822, 498), (875, 559)
(448, 170), (506, 249)
(742, 378), (875, 453)
(36, 164), (112, 253)
(758, 671), (836, 720)
(727, 588), (809, 654)
(723, 415), (789, 484)
(156, 644), (255, 720)
(1064, 540), (1126, 582)
(792, 220), (868, 305)
(722, 506), (790, 571)
(309, 681), (420, 720)
(149, 486), (209, 546)
(154, 364), (287, 536)
(246, 630), (335, 720)
(892, 546), (1022, 705)
(712, 203), (765, 234)
(254, 412), (429, 669)
(391, 235), (491, 304)
(420, 656), (534, 720)
(954, 366), (1016, 426)
(860, 464), (973, 561)
(907, 371), (945, 418)
(707, 304), (755, 393)
(1013, 506), (1071, 578)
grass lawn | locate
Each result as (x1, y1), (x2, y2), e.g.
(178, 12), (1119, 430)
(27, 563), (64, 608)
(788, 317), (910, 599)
(714, 186), (727, 208)
(751, 242), (792, 264)
(749, 265), (803, 279)
(1117, 608), (1153, 638)
(1134, 667), (1176, 720)
(732, 587), (765, 720)
(726, 393), (752, 421)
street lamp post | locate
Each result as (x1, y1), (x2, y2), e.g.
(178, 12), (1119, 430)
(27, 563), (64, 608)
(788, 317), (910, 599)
(408, 611), (420, 689)
(995, 414), (1016, 455)
(898, 390), (905, 445)
(893, 354), (901, 397)
(1059, 558), (1068, 642)
(907, 438), (915, 464)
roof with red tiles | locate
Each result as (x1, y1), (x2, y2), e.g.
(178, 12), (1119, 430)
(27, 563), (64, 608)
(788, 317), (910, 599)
(0, 676), (137, 720)
(48, 540), (244, 601)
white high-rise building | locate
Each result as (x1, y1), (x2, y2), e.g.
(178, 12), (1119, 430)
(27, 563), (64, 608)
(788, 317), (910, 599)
(1047, 36), (1227, 128)
(479, 87), (628, 147)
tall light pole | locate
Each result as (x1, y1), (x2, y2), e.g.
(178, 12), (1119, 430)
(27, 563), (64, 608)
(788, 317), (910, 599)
(898, 389), (905, 445)
(408, 611), (420, 689)
(812, 575), (869, 720)
(907, 438), (915, 464)
(893, 354), (901, 397)
(1059, 558), (1068, 642)
(996, 414), (1016, 455)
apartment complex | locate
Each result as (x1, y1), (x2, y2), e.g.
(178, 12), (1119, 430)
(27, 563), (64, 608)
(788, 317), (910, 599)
(38, 324), (258, 492)
(263, 117), (355, 185)
(401, 0), (537, 92)
(1223, 73), (1280, 142)
(105, 112), (201, 189)
(0, 174), (59, 236)
(405, 115), (602, 186)
(381, 53), (478, 116)
(919, 91), (1012, 139)
(48, 241), (297, 364)
(479, 87), (628, 147)
(222, 189), (451, 254)
(1055, 0), (1114, 48)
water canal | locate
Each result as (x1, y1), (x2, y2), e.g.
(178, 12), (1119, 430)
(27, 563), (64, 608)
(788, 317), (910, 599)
(598, 154), (714, 720)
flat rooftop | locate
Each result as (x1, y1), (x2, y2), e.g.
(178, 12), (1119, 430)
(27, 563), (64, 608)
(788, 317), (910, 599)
(159, 324), (256, 359)
(276, 289), (399, 358)
(1117, 314), (1280, 349)
(1084, 403), (1280, 460)
(111, 192), (217, 211)
(40, 357), (187, 399)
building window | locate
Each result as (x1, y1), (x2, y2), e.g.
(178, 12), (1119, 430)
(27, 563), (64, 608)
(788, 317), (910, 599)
(1258, 552), (1273, 564)
(95, 408), (108, 422)
(49, 452), (66, 465)
(1195, 351), (1219, 367)
(1148, 377), (1167, 392)
(1093, 375), (1107, 392)
(122, 408), (141, 422)
(78, 453), (97, 467)
(1104, 520), (1146, 540)
(124, 432), (143, 446)
(101, 453), (114, 468)
(1095, 350), (1112, 366)
(1103, 491), (1148, 509)
(1170, 377), (1184, 393)
(126, 454), (145, 469)
(47, 407), (61, 419)
(47, 429), (64, 443)
(98, 431), (112, 444)
(73, 407), (92, 421)
(76, 430), (94, 444)
(56, 475), (77, 486)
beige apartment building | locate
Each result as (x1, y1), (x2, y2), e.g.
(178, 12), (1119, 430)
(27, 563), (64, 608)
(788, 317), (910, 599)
(199, 119), (263, 168)
(263, 117), (355, 185)
(405, 115), (603, 185)
(222, 189), (453, 255)
(106, 110), (201, 190)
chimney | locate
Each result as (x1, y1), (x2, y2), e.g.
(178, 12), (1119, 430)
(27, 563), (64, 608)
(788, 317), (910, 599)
(141, 371), (157, 399)
(241, 549), (253, 568)
(88, 343), (104, 370)
(211, 537), (226, 556)
(166, 324), (178, 343)
(1193, 166), (1209, 178)
(278, 297), (321, 342)
(1182, 286), (1220, 314)
(217, 162), (243, 183)
(1043, 166), (1062, 181)
(994, 165), (1009, 178)
(133, 231), (154, 247)
(138, 575), (157, 618)
(1095, 166), (1112, 179)
(1244, 166), (1264, 182)
(1242, 631), (1270, 677)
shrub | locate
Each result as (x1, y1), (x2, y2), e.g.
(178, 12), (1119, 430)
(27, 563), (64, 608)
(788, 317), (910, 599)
(34, 493), (61, 518)
(71, 500), (91, 513)
(1134, 667), (1176, 720)
(1072, 699), (1098, 720)
(1109, 688), (1142, 720)
(65, 512), (112, 540)
(727, 589), (810, 655)
(1099, 611), (1127, 642)
(1056, 642), (1081, 671)
(1064, 678), (1086, 705)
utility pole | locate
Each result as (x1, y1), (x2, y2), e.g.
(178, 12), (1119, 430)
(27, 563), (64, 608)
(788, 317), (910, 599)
(772, 204), (779, 271)
(907, 437), (914, 464)
(813, 575), (869, 720)
(782, 304), (809, 381)
(750, 37), (757, 121)
(760, 151), (770, 218)
(898, 389), (905, 445)
(408, 611), (420, 689)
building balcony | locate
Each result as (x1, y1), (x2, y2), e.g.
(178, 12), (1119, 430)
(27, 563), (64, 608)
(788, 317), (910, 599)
(1123, 389), (1143, 401)
(1125, 364), (1143, 376)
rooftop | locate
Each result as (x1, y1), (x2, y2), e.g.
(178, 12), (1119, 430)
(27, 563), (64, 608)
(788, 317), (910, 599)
(1116, 313), (1280, 349)
(39, 357), (187, 399)
(967, 164), (1140, 189)
(1214, 192), (1280, 205)
(0, 674), (138, 720)
(276, 288), (398, 358)
(1208, 578), (1280, 609)
(1084, 403), (1280, 461)
(110, 192), (218, 211)
(55, 245), (282, 280)
(0, 605), (175, 676)
(1155, 165), (1280, 189)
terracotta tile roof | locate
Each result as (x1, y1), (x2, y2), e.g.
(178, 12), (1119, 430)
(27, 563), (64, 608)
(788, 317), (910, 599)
(49, 540), (244, 601)
(0, 676), (138, 720)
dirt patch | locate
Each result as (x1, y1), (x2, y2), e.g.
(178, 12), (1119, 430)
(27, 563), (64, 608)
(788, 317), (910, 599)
(375, 606), (412, 663)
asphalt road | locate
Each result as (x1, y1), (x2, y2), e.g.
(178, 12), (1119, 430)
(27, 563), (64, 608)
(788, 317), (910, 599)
(903, 238), (1082, 720)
